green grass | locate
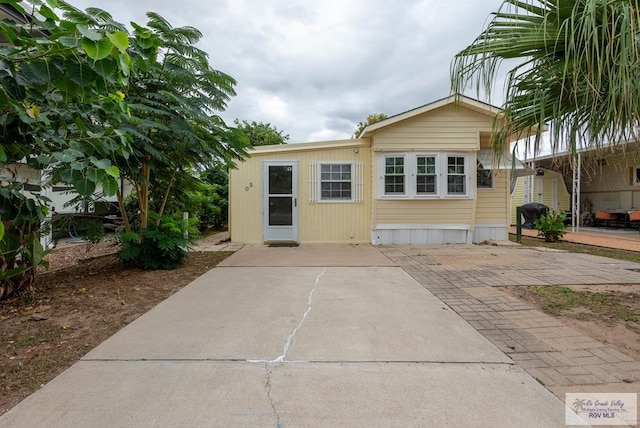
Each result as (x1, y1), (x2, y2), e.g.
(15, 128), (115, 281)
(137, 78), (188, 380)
(509, 234), (640, 263)
(531, 286), (639, 328)
(509, 234), (640, 330)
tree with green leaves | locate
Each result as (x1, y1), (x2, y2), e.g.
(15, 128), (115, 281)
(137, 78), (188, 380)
(1, 1), (248, 293)
(354, 113), (387, 138)
(1, 0), (132, 297)
(56, 9), (250, 268)
(234, 119), (289, 146)
(108, 12), (248, 236)
(451, 0), (640, 157)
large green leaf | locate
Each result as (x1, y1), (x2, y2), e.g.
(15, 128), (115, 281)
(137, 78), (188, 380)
(63, 59), (97, 86)
(89, 156), (111, 169)
(74, 174), (97, 196)
(77, 25), (102, 41)
(107, 31), (129, 52)
(86, 167), (105, 183)
(53, 151), (76, 163)
(105, 165), (120, 178)
(0, 221), (4, 241)
(38, 4), (58, 20)
(58, 36), (79, 48)
(90, 59), (117, 80)
(81, 37), (114, 61)
(102, 175), (118, 197)
(15, 61), (51, 85)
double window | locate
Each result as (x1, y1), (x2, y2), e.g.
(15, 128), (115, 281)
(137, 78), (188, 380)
(379, 153), (472, 198)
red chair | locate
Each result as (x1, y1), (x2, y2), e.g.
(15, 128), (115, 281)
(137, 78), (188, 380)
(595, 210), (615, 228)
(625, 210), (640, 231)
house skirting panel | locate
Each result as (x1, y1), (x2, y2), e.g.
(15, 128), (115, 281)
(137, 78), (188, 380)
(472, 224), (508, 243)
(372, 226), (472, 245)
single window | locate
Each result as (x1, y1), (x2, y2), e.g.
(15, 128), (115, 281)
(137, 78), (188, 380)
(447, 156), (466, 194)
(320, 163), (352, 200)
(477, 161), (493, 188)
(416, 156), (437, 194)
(384, 156), (405, 195)
(635, 167), (640, 185)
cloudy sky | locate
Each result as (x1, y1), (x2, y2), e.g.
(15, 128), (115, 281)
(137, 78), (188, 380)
(69, 0), (506, 143)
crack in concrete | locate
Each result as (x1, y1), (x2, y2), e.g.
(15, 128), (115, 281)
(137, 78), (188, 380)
(262, 267), (326, 428)
(264, 362), (282, 428)
(273, 267), (326, 363)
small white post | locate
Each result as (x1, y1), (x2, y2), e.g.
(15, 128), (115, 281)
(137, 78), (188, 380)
(183, 212), (189, 239)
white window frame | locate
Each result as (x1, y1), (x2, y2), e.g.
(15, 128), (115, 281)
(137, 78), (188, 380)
(309, 161), (364, 203)
(416, 155), (438, 196)
(318, 161), (355, 202)
(377, 153), (473, 199)
(382, 155), (407, 197)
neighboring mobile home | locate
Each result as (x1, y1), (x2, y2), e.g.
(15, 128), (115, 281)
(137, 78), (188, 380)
(229, 95), (528, 245)
(519, 142), (640, 225)
(510, 168), (571, 225)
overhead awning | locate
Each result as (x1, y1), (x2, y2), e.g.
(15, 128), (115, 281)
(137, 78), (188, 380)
(477, 149), (535, 177)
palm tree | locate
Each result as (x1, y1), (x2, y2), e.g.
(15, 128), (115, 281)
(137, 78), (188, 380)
(451, 0), (640, 157)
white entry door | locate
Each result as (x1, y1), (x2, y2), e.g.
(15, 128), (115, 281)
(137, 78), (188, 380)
(263, 161), (298, 243)
(536, 176), (544, 203)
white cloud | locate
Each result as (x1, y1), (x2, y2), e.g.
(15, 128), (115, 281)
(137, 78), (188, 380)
(68, 0), (505, 142)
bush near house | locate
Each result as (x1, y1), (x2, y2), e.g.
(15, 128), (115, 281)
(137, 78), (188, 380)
(534, 210), (567, 242)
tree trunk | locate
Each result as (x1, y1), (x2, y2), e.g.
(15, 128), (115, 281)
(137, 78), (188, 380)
(156, 168), (177, 226)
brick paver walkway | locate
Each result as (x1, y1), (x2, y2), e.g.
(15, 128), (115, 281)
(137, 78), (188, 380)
(381, 244), (640, 399)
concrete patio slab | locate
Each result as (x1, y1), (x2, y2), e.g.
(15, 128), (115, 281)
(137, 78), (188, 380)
(218, 243), (396, 267)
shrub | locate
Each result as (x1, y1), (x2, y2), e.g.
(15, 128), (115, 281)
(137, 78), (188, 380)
(534, 210), (567, 242)
(117, 214), (199, 270)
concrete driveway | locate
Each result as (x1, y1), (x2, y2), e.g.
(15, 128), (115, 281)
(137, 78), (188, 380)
(0, 244), (568, 427)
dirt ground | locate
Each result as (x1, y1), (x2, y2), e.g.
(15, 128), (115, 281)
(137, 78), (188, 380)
(0, 240), (231, 416)
(502, 284), (640, 360)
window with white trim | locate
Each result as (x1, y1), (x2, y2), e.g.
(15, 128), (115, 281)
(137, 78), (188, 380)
(384, 156), (405, 195)
(416, 155), (437, 195)
(309, 161), (364, 203)
(377, 153), (472, 198)
(320, 163), (352, 200)
(447, 156), (466, 195)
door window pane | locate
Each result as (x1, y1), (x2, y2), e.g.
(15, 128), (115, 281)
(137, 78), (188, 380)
(269, 165), (292, 194)
(269, 197), (292, 226)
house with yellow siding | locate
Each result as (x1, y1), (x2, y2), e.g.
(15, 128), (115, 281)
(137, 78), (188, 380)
(229, 95), (526, 245)
(513, 142), (640, 225)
